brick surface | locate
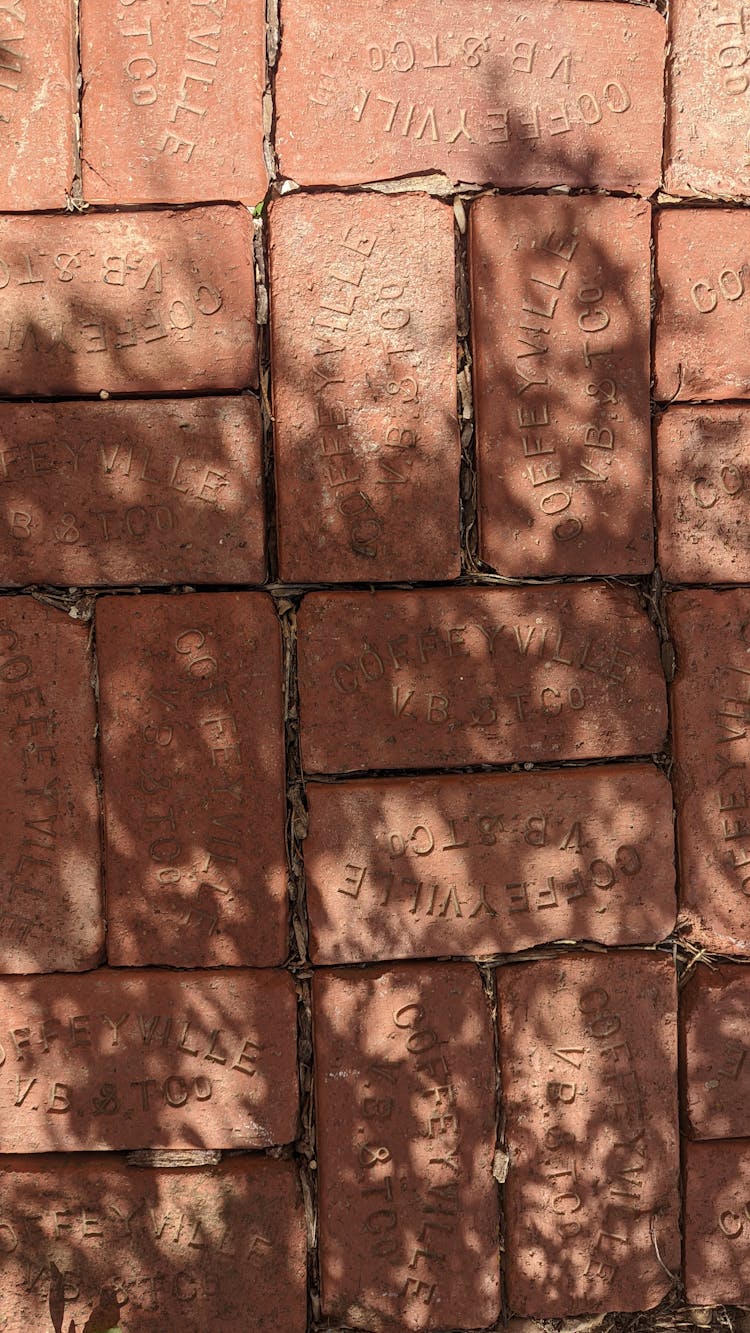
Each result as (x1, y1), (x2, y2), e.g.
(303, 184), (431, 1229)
(96, 592), (286, 968)
(654, 208), (750, 401)
(269, 192), (460, 583)
(471, 194), (652, 577)
(0, 969), (298, 1151)
(656, 408), (750, 584)
(498, 953), (680, 1317)
(313, 962), (499, 1330)
(668, 590), (750, 954)
(80, 0), (266, 206)
(297, 585), (668, 774)
(0, 1155), (307, 1331)
(681, 965), (750, 1139)
(665, 0), (750, 200)
(275, 0), (665, 194)
(683, 1140), (750, 1307)
(305, 764), (676, 963)
(0, 599), (102, 974)
(0, 0), (76, 211)
(0, 208), (257, 397)
(0, 398), (265, 586)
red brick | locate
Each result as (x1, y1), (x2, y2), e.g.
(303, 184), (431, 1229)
(80, 0), (266, 207)
(0, 968), (298, 1150)
(275, 1), (665, 194)
(0, 398), (265, 586)
(0, 1155), (306, 1331)
(498, 952), (680, 1316)
(269, 192), (460, 582)
(683, 1140), (750, 1307)
(0, 1), (76, 211)
(297, 585), (668, 774)
(305, 764), (675, 963)
(0, 599), (102, 974)
(471, 194), (653, 577)
(96, 592), (286, 967)
(665, 0), (750, 200)
(654, 208), (750, 401)
(668, 590), (750, 954)
(0, 208), (257, 396)
(313, 962), (499, 1330)
(681, 965), (750, 1139)
(656, 408), (750, 584)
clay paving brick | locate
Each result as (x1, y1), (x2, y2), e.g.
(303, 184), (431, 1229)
(269, 192), (460, 583)
(665, 0), (750, 200)
(96, 592), (286, 968)
(683, 1140), (750, 1307)
(80, 0), (266, 207)
(668, 590), (750, 954)
(304, 764), (676, 964)
(0, 1156), (307, 1331)
(656, 408), (750, 584)
(275, 0), (665, 194)
(0, 207), (256, 397)
(654, 208), (750, 401)
(471, 194), (653, 577)
(0, 598), (102, 974)
(498, 953), (680, 1317)
(313, 962), (499, 1331)
(0, 0), (76, 212)
(0, 968), (298, 1151)
(0, 398), (265, 586)
(681, 965), (750, 1139)
(297, 585), (668, 774)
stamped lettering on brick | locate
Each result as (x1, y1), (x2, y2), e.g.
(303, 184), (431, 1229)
(684, 1141), (750, 1308)
(498, 953), (680, 1317)
(682, 966), (750, 1139)
(0, 0), (76, 210)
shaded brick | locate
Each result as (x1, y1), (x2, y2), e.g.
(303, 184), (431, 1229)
(668, 590), (750, 954)
(96, 592), (286, 968)
(684, 1140), (750, 1307)
(313, 962), (499, 1330)
(0, 968), (298, 1151)
(471, 194), (653, 577)
(80, 0), (267, 206)
(0, 398), (265, 586)
(0, 1155), (306, 1331)
(305, 764), (676, 963)
(681, 964), (750, 1139)
(0, 207), (257, 396)
(498, 953), (680, 1316)
(269, 192), (460, 583)
(275, 0), (665, 194)
(0, 598), (102, 974)
(297, 585), (668, 774)
(656, 408), (750, 584)
(0, 0), (76, 211)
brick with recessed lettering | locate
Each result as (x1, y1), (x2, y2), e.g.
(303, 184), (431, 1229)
(96, 592), (286, 967)
(0, 0), (76, 211)
(682, 965), (750, 1139)
(0, 968), (298, 1151)
(275, 0), (665, 193)
(297, 585), (668, 774)
(656, 408), (750, 583)
(471, 194), (653, 576)
(305, 764), (675, 963)
(684, 1140), (750, 1306)
(668, 590), (750, 954)
(0, 397), (265, 585)
(498, 952), (680, 1316)
(0, 1155), (307, 1331)
(0, 207), (257, 397)
(313, 962), (499, 1330)
(80, 0), (266, 206)
(654, 208), (750, 401)
(0, 598), (102, 974)
(269, 192), (460, 582)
